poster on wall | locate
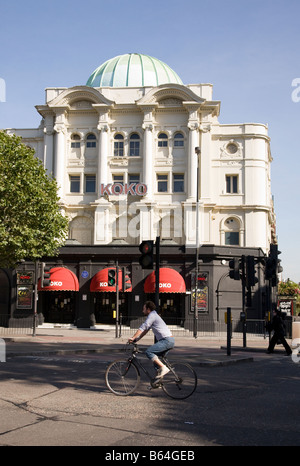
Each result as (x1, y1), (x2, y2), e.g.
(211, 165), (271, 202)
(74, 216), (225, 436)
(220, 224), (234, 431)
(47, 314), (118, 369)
(17, 285), (33, 309)
(191, 273), (208, 314)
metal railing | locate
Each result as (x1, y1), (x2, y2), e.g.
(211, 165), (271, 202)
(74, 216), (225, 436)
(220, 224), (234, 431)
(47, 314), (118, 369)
(0, 315), (34, 335)
(118, 315), (273, 338)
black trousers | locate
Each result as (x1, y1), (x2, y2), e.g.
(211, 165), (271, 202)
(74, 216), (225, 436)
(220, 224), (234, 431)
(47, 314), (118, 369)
(268, 332), (292, 354)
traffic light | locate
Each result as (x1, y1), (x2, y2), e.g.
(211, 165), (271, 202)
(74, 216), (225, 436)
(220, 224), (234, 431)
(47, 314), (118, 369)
(229, 258), (240, 280)
(139, 240), (154, 269)
(245, 256), (258, 287)
(108, 268), (116, 286)
(41, 262), (51, 287)
(270, 244), (282, 287)
(122, 267), (132, 291)
(265, 257), (275, 280)
(265, 244), (282, 286)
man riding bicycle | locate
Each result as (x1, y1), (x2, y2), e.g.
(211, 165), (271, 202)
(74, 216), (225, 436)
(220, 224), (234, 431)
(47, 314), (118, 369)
(128, 301), (175, 380)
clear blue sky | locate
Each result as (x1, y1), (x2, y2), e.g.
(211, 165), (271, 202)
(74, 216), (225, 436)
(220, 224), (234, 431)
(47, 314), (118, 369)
(1, 0), (299, 282)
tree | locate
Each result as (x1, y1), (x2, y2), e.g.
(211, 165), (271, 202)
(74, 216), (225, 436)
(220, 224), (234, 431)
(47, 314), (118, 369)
(0, 131), (69, 268)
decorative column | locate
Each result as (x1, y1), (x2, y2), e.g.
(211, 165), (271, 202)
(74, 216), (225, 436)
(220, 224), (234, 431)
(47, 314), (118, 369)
(97, 123), (109, 196)
(43, 114), (54, 174)
(94, 104), (111, 198)
(142, 123), (153, 198)
(53, 110), (67, 201)
(141, 105), (156, 199)
(184, 103), (201, 200)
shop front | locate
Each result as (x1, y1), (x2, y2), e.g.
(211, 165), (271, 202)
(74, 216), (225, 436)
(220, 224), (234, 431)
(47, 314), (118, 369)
(144, 267), (186, 325)
(90, 267), (132, 325)
(38, 267), (79, 324)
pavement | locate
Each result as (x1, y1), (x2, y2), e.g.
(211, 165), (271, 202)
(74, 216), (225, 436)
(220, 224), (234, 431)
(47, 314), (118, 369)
(1, 324), (293, 366)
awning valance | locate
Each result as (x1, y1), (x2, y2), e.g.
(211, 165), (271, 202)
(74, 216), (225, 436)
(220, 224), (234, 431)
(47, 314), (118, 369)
(144, 267), (186, 293)
(90, 268), (132, 292)
(38, 267), (79, 291)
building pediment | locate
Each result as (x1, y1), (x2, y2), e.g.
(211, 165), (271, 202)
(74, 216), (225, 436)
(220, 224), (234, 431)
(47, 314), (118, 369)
(136, 83), (205, 107)
(47, 86), (114, 109)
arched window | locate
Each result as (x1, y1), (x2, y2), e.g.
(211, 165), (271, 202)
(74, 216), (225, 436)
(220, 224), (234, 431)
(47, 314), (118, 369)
(174, 132), (184, 147)
(114, 134), (124, 157)
(158, 132), (168, 147)
(129, 133), (140, 156)
(86, 133), (96, 148)
(224, 217), (240, 245)
(71, 134), (80, 148)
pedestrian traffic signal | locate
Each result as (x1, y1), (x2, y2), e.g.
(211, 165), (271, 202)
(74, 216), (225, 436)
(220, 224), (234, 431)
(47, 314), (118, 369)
(122, 267), (132, 291)
(108, 268), (116, 286)
(139, 240), (154, 269)
(229, 258), (240, 280)
(41, 262), (51, 287)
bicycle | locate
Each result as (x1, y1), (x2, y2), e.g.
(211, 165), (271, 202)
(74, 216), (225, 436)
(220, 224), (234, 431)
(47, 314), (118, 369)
(105, 342), (197, 399)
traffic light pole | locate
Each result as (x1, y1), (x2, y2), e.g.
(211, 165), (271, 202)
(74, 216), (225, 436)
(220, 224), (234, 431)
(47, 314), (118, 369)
(155, 236), (160, 311)
(115, 261), (119, 338)
(241, 256), (247, 348)
(32, 260), (39, 337)
(194, 147), (201, 339)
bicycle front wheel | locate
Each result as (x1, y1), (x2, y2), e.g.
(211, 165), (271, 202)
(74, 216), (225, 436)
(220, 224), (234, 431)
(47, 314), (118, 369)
(105, 359), (140, 396)
(161, 362), (197, 400)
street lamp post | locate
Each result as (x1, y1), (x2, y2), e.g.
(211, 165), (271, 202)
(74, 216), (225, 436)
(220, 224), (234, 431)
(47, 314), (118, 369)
(194, 147), (201, 338)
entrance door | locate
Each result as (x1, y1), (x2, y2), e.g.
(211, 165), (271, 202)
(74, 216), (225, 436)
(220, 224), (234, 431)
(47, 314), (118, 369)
(40, 292), (76, 324)
(95, 292), (129, 325)
(145, 294), (183, 325)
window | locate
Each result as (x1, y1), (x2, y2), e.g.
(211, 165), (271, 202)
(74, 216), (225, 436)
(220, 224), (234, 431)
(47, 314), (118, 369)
(158, 133), (168, 147)
(224, 217), (240, 246)
(129, 133), (140, 156)
(157, 174), (168, 192)
(86, 133), (96, 148)
(114, 134), (124, 156)
(225, 232), (239, 245)
(112, 174), (124, 193)
(129, 174), (140, 184)
(70, 175), (80, 193)
(174, 132), (184, 147)
(71, 134), (80, 148)
(173, 174), (184, 192)
(226, 175), (238, 193)
(85, 175), (96, 193)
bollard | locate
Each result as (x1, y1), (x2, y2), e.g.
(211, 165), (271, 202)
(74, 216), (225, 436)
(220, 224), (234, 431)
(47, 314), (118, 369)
(0, 338), (6, 362)
(226, 307), (231, 356)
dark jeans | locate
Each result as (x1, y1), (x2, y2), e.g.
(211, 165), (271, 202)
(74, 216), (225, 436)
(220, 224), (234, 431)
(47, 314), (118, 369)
(268, 332), (292, 354)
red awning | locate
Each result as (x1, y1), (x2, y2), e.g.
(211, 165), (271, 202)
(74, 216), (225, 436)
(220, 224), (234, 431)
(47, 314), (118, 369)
(38, 267), (79, 291)
(144, 267), (186, 293)
(90, 268), (132, 292)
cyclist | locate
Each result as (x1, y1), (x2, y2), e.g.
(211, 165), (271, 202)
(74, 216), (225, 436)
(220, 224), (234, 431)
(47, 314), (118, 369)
(128, 301), (175, 380)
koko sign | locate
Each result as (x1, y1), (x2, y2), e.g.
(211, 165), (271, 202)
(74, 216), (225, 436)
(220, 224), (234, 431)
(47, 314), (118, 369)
(100, 183), (147, 196)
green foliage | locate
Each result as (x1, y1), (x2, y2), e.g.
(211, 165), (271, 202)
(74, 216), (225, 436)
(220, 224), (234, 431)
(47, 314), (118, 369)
(278, 280), (300, 297)
(0, 131), (69, 268)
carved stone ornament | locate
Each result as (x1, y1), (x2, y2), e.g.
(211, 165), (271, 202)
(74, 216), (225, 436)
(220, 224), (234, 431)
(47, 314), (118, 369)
(53, 124), (66, 134)
(220, 140), (242, 158)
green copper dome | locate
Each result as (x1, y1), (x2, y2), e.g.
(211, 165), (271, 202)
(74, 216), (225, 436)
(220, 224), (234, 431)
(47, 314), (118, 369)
(86, 53), (183, 88)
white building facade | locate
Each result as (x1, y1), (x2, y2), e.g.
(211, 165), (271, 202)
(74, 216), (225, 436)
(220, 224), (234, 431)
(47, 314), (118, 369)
(5, 54), (276, 327)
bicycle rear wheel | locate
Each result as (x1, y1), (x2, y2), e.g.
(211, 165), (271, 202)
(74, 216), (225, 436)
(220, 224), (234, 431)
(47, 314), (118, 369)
(105, 359), (140, 396)
(161, 362), (197, 399)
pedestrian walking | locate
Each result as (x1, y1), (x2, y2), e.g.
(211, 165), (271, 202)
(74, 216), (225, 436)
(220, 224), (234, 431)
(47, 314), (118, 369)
(267, 309), (292, 355)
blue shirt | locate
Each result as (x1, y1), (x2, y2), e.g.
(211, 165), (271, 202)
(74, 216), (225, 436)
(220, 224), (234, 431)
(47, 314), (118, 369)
(139, 311), (172, 341)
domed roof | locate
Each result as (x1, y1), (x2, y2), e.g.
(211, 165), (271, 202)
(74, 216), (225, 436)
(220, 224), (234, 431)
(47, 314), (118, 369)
(86, 53), (183, 88)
